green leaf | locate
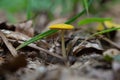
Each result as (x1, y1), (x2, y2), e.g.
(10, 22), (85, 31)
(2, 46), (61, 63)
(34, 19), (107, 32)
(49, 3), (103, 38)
(78, 17), (112, 26)
(65, 0), (93, 24)
(104, 55), (113, 62)
(26, 0), (33, 20)
(16, 0), (93, 50)
(16, 30), (58, 50)
(92, 27), (120, 37)
(83, 0), (89, 14)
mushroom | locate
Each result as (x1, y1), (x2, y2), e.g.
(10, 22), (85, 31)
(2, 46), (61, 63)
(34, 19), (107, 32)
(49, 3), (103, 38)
(97, 21), (120, 31)
(49, 24), (74, 58)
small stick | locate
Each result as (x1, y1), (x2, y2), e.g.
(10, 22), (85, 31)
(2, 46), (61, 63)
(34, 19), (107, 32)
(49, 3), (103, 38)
(0, 30), (18, 57)
(99, 35), (120, 50)
(10, 39), (64, 60)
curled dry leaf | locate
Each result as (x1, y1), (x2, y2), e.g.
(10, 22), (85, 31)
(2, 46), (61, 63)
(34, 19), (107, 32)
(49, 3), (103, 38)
(0, 21), (33, 38)
(103, 48), (120, 57)
(67, 37), (103, 56)
(15, 20), (34, 37)
(1, 29), (31, 41)
(66, 31), (103, 56)
(73, 39), (103, 55)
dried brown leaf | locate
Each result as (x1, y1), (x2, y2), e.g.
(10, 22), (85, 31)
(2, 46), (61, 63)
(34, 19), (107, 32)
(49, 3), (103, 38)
(16, 20), (34, 37)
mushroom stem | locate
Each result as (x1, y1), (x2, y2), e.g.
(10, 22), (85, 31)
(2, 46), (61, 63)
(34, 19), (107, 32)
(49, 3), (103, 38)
(61, 30), (66, 58)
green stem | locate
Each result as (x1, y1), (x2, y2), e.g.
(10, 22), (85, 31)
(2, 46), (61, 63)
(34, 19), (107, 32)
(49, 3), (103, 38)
(61, 30), (66, 58)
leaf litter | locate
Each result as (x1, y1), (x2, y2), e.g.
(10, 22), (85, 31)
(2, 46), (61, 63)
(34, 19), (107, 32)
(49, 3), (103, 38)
(0, 20), (120, 80)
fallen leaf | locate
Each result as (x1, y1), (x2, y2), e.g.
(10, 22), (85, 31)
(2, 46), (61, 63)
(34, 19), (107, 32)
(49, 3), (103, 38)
(1, 29), (31, 41)
(103, 48), (120, 57)
(16, 20), (34, 37)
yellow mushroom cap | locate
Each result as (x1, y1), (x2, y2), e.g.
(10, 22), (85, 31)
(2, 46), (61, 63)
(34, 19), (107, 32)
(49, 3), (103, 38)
(97, 21), (120, 31)
(49, 24), (74, 30)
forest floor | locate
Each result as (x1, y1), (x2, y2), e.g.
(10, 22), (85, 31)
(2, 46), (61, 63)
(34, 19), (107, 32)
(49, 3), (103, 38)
(0, 3), (120, 80)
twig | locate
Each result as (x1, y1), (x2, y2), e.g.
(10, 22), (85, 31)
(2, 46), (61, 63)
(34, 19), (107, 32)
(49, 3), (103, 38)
(74, 34), (120, 52)
(0, 30), (18, 57)
(99, 35), (120, 50)
(9, 39), (64, 60)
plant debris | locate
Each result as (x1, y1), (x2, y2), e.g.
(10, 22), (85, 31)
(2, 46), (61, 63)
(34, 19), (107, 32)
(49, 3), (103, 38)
(0, 1), (120, 79)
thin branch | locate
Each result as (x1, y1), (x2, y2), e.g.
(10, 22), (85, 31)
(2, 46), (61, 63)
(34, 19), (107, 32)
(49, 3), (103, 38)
(99, 35), (120, 50)
(10, 39), (64, 60)
(0, 30), (18, 57)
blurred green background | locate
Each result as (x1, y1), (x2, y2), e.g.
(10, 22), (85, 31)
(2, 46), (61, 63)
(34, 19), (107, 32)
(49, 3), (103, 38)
(0, 0), (119, 23)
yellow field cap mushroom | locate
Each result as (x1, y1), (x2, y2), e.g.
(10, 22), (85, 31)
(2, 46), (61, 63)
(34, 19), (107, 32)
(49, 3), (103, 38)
(97, 21), (120, 31)
(49, 24), (74, 30)
(49, 23), (74, 58)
